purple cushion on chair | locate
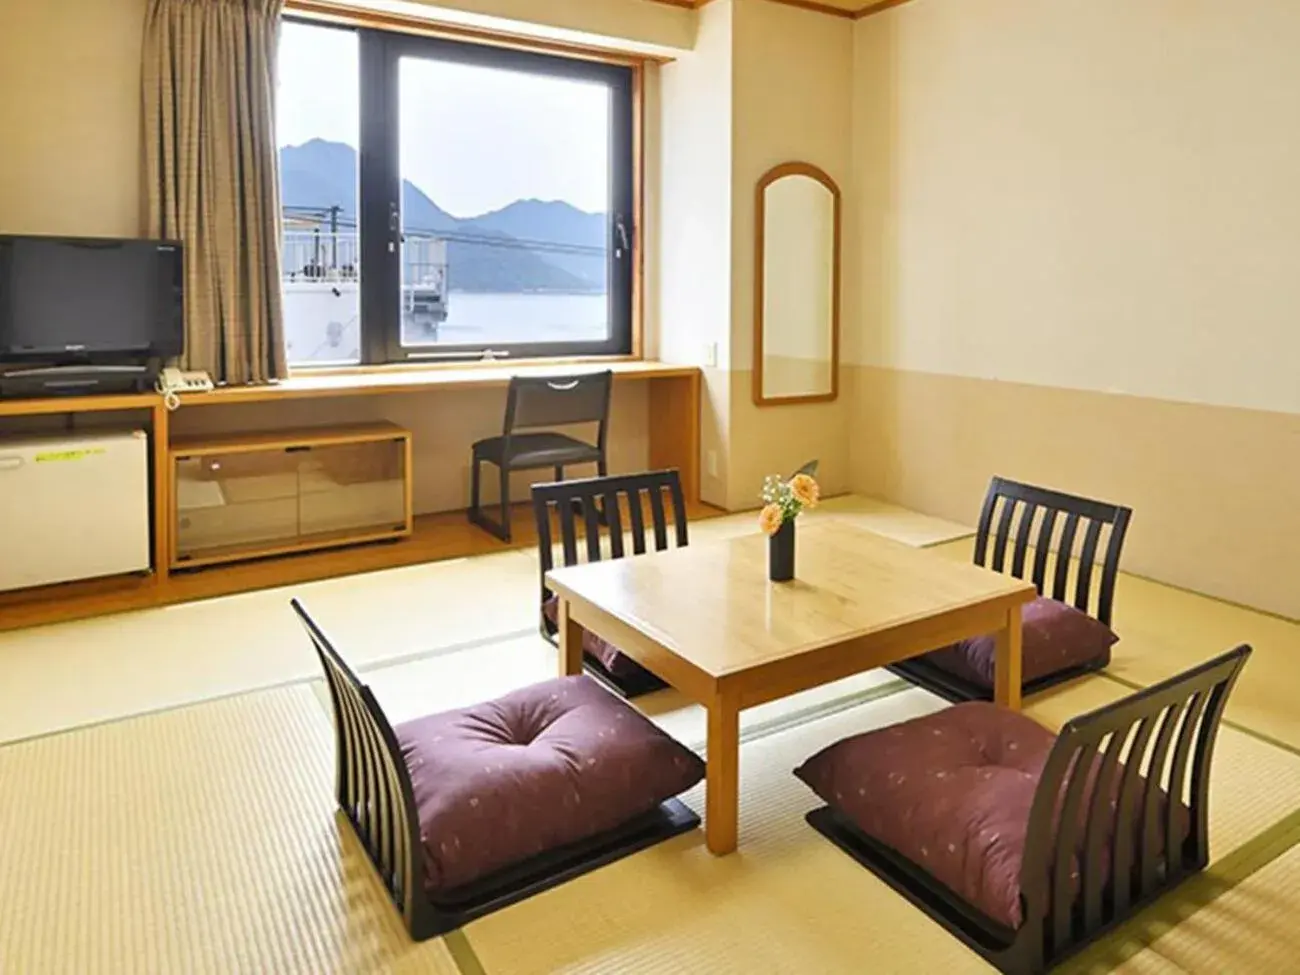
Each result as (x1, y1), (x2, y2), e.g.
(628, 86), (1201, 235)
(396, 675), (704, 896)
(542, 595), (655, 684)
(795, 703), (1186, 930)
(796, 703), (1056, 928)
(924, 596), (1118, 689)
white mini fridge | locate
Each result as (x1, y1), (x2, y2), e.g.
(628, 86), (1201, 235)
(0, 429), (151, 591)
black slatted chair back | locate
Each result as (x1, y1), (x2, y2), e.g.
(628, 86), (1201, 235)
(791, 459), (819, 478)
(292, 599), (431, 937)
(1017, 644), (1251, 970)
(505, 370), (613, 441)
(973, 476), (1133, 626)
(532, 469), (688, 635)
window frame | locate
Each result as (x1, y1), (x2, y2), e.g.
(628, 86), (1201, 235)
(280, 17), (638, 370)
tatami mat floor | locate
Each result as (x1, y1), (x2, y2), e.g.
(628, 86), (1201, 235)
(0, 494), (1296, 973)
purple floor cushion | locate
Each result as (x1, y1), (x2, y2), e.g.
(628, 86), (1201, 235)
(795, 703), (1186, 930)
(923, 596), (1119, 688)
(396, 675), (704, 896)
(795, 703), (1055, 929)
(542, 595), (655, 683)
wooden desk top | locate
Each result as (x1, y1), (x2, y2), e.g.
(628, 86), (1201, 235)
(0, 361), (698, 417)
(546, 522), (1036, 679)
(181, 359), (698, 407)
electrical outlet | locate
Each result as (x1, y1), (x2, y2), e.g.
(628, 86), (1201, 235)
(707, 450), (719, 478)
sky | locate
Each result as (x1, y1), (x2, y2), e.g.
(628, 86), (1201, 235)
(276, 22), (611, 218)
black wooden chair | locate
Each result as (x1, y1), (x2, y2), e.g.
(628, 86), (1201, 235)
(294, 598), (700, 941)
(469, 370), (613, 542)
(890, 476), (1133, 702)
(532, 469), (689, 698)
(805, 644), (1251, 975)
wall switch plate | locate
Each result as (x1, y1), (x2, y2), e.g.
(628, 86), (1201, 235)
(703, 341), (718, 368)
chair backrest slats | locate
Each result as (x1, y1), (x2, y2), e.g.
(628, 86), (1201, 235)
(582, 495), (603, 562)
(1109, 714), (1157, 918)
(293, 599), (425, 930)
(558, 498), (579, 567)
(649, 486), (669, 551)
(1030, 508), (1058, 597)
(1052, 512), (1080, 604)
(603, 489), (625, 558)
(974, 477), (1132, 627)
(1051, 742), (1100, 952)
(627, 488), (648, 555)
(991, 498), (1017, 573)
(531, 470), (690, 636)
(1010, 502), (1037, 579)
(1141, 702), (1186, 889)
(1167, 693), (1208, 867)
(1080, 730), (1126, 931)
(1018, 645), (1250, 952)
(1075, 518), (1104, 614)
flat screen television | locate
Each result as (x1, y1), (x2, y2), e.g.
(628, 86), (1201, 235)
(0, 235), (184, 363)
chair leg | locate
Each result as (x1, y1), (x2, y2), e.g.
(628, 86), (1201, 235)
(468, 455), (482, 524)
(499, 464), (512, 542)
(554, 465), (564, 482)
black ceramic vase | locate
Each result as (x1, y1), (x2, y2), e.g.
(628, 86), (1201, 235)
(769, 518), (795, 582)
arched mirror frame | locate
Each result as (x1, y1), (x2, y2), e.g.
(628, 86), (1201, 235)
(753, 161), (842, 407)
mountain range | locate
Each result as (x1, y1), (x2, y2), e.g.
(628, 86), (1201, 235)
(279, 139), (606, 293)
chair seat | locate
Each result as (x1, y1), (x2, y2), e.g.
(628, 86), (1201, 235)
(796, 702), (1186, 932)
(920, 596), (1118, 691)
(473, 432), (601, 469)
(542, 596), (661, 686)
(396, 675), (705, 897)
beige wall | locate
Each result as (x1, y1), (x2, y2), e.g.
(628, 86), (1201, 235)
(849, 0), (1300, 618)
(656, 0), (734, 508)
(0, 0), (148, 238)
(727, 0), (853, 510)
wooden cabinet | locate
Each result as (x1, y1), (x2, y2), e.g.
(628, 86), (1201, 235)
(170, 423), (412, 569)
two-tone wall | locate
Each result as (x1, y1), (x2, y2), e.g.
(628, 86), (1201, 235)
(847, 0), (1300, 618)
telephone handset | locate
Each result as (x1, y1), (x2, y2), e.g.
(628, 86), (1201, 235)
(157, 367), (214, 410)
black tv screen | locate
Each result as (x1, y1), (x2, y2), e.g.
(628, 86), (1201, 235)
(0, 235), (184, 361)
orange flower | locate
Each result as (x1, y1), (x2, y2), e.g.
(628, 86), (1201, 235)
(790, 473), (820, 509)
(758, 503), (784, 536)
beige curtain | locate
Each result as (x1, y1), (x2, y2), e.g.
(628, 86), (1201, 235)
(143, 0), (287, 385)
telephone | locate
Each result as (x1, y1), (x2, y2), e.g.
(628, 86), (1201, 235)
(157, 367), (214, 410)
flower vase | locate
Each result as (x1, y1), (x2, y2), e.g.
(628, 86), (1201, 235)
(769, 518), (795, 582)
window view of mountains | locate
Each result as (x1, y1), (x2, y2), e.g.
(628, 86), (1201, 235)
(279, 139), (607, 293)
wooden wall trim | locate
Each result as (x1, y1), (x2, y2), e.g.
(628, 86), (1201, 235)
(852, 0), (917, 20)
(650, 0), (917, 21)
(285, 0), (671, 65)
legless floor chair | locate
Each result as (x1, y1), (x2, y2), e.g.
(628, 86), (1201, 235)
(798, 645), (1250, 975)
(532, 469), (689, 698)
(295, 599), (703, 940)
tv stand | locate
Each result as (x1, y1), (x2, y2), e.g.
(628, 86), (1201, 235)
(0, 361), (159, 398)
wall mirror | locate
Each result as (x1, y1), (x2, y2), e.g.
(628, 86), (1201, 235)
(754, 162), (841, 406)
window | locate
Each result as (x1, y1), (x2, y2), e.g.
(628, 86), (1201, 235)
(276, 20), (635, 368)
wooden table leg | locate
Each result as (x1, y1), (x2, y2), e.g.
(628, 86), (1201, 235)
(558, 597), (584, 677)
(705, 687), (740, 855)
(994, 603), (1024, 711)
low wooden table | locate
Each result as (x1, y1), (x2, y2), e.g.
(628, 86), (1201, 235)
(546, 521), (1037, 856)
